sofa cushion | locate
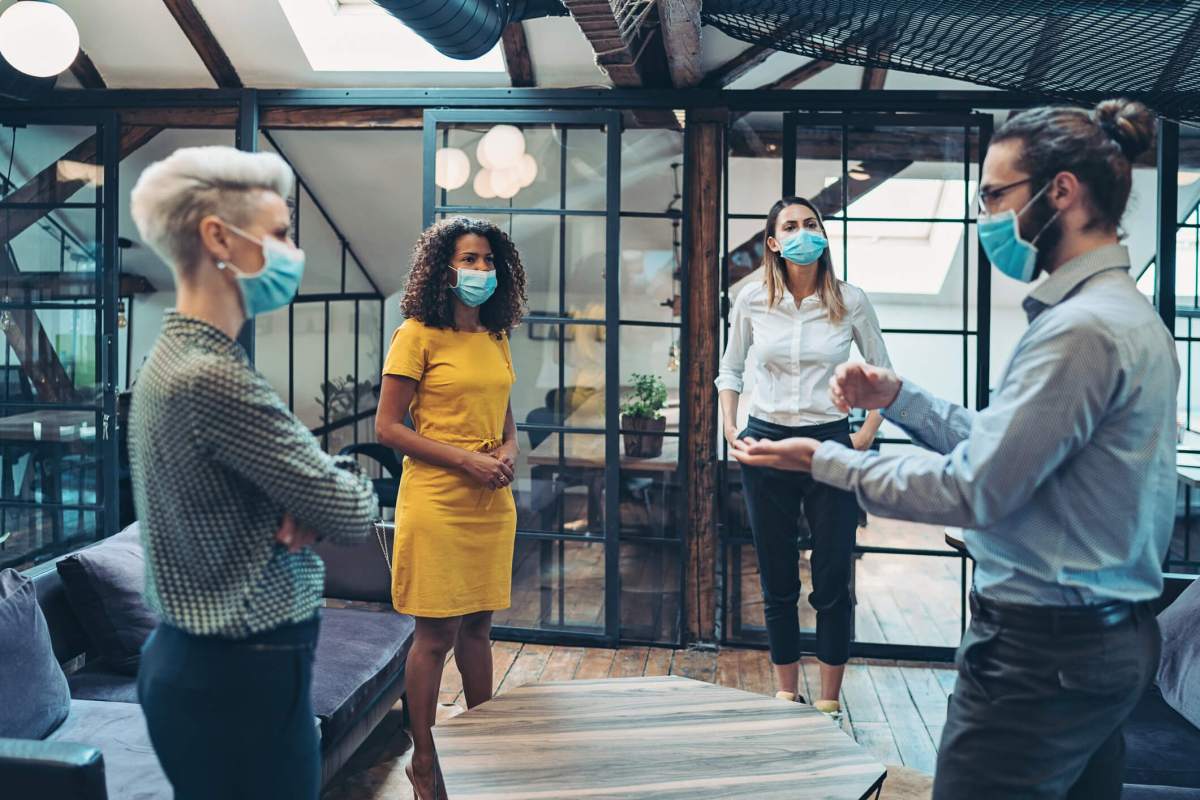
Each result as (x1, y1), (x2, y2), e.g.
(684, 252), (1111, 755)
(0, 569), (71, 739)
(1158, 577), (1200, 729)
(311, 607), (414, 743)
(1124, 685), (1200, 789)
(56, 526), (157, 675)
(66, 606), (416, 748)
(48, 700), (169, 800)
(68, 664), (138, 704)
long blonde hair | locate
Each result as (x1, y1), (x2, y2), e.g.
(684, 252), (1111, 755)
(762, 196), (846, 322)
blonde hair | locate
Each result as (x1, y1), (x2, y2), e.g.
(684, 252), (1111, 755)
(762, 196), (846, 322)
(130, 146), (294, 276)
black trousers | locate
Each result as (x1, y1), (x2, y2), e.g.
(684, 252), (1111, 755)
(738, 416), (859, 666)
(137, 615), (321, 800)
(934, 596), (1160, 799)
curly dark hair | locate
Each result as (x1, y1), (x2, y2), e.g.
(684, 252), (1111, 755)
(400, 217), (527, 335)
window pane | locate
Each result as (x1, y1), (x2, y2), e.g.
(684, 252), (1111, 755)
(0, 124), (99, 205)
(2, 307), (99, 401)
(620, 218), (680, 324)
(728, 113), (783, 215)
(845, 126), (969, 221)
(620, 127), (683, 214)
(620, 541), (680, 643)
(515, 431), (605, 537)
(439, 125), (567, 211)
(496, 536), (604, 633)
(511, 321), (605, 431)
(854, 546), (964, 649)
(291, 303), (326, 430)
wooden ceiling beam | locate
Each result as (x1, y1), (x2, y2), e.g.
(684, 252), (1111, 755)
(501, 22), (536, 88)
(861, 66), (888, 91)
(114, 107), (425, 130)
(68, 49), (106, 90)
(658, 0), (703, 88)
(161, 0), (242, 88)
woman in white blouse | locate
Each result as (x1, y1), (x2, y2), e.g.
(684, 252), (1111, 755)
(717, 196), (891, 719)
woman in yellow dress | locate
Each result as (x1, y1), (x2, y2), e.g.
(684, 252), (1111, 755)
(375, 217), (526, 800)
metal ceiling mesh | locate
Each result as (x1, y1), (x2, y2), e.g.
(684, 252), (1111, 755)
(700, 1), (1200, 120)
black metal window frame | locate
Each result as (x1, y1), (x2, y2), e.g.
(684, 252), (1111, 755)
(0, 109), (120, 570)
(422, 108), (688, 648)
(718, 110), (992, 662)
(256, 130), (387, 455)
(0, 87), (1184, 633)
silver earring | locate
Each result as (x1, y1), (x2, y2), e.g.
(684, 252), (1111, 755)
(216, 260), (227, 270)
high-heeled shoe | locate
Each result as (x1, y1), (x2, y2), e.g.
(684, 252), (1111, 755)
(405, 758), (441, 800)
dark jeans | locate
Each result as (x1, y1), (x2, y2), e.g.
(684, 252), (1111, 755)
(137, 615), (321, 800)
(934, 595), (1160, 799)
(739, 416), (859, 666)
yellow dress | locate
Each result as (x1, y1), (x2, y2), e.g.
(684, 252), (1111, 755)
(383, 319), (517, 618)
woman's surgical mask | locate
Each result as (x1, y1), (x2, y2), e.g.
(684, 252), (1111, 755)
(978, 183), (1060, 283)
(217, 222), (306, 318)
(779, 229), (828, 265)
(452, 267), (498, 307)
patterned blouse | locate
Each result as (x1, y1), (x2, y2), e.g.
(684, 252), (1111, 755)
(130, 312), (379, 638)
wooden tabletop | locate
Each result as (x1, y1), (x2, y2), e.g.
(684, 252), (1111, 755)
(0, 409), (96, 443)
(433, 675), (888, 799)
(1178, 453), (1200, 488)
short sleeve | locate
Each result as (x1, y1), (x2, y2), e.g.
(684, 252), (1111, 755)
(383, 319), (426, 381)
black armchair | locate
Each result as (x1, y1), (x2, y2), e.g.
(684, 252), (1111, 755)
(0, 738), (107, 800)
(337, 443), (402, 509)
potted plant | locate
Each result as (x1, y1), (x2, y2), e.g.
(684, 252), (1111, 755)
(620, 373), (668, 458)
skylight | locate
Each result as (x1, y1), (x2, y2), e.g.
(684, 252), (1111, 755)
(278, 0), (505, 73)
(822, 178), (971, 295)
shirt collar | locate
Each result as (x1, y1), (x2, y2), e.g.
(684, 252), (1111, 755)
(1023, 243), (1131, 321)
(161, 311), (246, 361)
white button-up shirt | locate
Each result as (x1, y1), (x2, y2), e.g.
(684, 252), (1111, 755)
(716, 280), (891, 426)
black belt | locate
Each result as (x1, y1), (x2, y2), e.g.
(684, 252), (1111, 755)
(969, 591), (1148, 635)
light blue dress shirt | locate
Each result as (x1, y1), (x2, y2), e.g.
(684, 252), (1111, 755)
(813, 244), (1179, 605)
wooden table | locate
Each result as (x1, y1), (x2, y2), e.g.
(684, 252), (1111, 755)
(433, 676), (888, 799)
(526, 398), (680, 473)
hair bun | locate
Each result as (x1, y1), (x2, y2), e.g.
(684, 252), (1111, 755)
(1093, 99), (1156, 161)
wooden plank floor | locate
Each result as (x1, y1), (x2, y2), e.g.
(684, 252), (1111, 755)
(322, 643), (955, 799)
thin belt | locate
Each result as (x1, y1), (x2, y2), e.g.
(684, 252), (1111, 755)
(970, 591), (1149, 635)
(746, 416), (849, 439)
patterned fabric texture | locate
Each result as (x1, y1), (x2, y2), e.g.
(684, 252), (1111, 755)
(130, 312), (379, 638)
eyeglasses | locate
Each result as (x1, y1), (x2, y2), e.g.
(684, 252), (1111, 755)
(977, 177), (1034, 214)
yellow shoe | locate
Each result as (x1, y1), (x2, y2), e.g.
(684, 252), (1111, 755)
(813, 699), (843, 721)
(775, 691), (807, 703)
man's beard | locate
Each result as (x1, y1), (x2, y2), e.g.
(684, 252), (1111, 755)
(1020, 194), (1062, 277)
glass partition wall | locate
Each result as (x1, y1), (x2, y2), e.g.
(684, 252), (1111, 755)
(0, 112), (118, 570)
(720, 111), (990, 660)
(422, 110), (688, 646)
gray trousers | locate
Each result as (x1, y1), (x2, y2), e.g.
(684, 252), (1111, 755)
(933, 601), (1160, 799)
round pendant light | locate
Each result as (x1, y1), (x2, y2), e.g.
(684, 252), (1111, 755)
(0, 2), (80, 78)
(516, 153), (538, 188)
(479, 125), (526, 171)
(490, 167), (521, 199)
(434, 147), (470, 190)
(473, 169), (497, 199)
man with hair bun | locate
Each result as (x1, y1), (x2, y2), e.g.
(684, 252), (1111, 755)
(732, 99), (1178, 798)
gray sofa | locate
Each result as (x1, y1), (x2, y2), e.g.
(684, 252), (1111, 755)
(0, 525), (413, 800)
(1122, 574), (1200, 800)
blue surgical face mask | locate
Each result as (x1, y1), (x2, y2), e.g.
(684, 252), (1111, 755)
(218, 222), (306, 318)
(452, 267), (498, 307)
(779, 229), (828, 265)
(978, 184), (1060, 283)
